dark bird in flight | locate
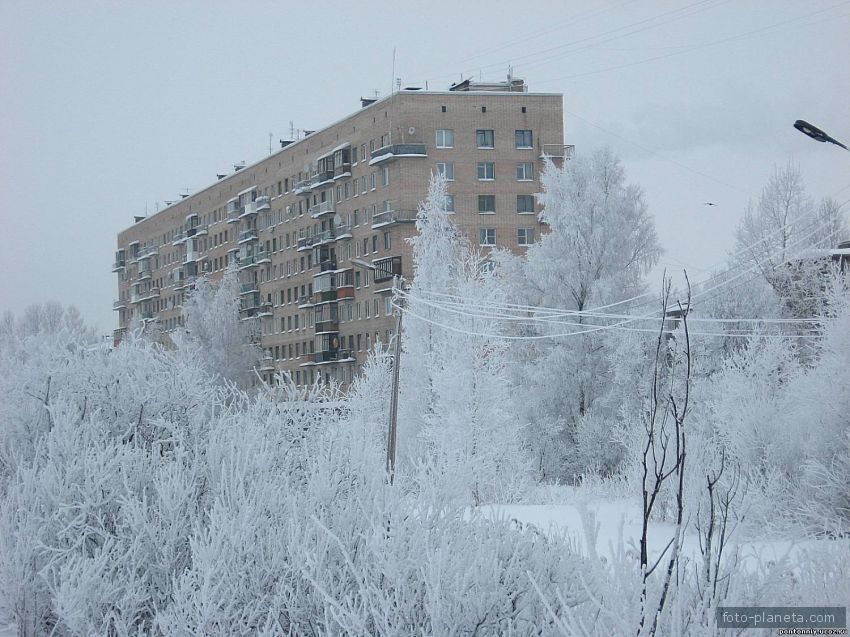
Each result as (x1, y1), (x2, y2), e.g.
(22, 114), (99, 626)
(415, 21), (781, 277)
(704, 202), (717, 206)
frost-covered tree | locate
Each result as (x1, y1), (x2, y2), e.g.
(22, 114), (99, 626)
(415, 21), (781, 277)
(399, 173), (530, 505)
(502, 148), (661, 480)
(733, 162), (847, 315)
(177, 265), (261, 385)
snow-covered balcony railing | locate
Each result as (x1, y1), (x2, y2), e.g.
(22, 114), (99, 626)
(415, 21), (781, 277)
(183, 249), (200, 264)
(540, 144), (575, 161)
(185, 224), (208, 239)
(226, 199), (240, 215)
(239, 202), (258, 219)
(310, 170), (335, 189)
(309, 201), (335, 219)
(132, 287), (160, 303)
(258, 354), (275, 371)
(137, 261), (153, 279)
(334, 224), (352, 240)
(238, 229), (258, 244)
(314, 348), (353, 364)
(112, 259), (126, 272)
(297, 294), (314, 308)
(113, 299), (126, 310)
(137, 245), (159, 259)
(172, 231), (187, 245)
(239, 282), (258, 295)
(294, 179), (313, 195)
(312, 229), (336, 245)
(296, 236), (312, 251)
(238, 250), (270, 269)
(226, 210), (241, 223)
(314, 306), (339, 334)
(369, 143), (427, 165)
(371, 208), (417, 229)
(254, 196), (271, 212)
(139, 309), (156, 321)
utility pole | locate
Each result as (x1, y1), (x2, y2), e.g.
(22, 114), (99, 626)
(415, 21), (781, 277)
(386, 287), (402, 483)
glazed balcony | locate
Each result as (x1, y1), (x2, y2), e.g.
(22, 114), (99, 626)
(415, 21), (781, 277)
(313, 289), (338, 304)
(334, 224), (352, 240)
(298, 294), (314, 308)
(185, 224), (208, 239)
(312, 229), (337, 245)
(372, 208), (417, 229)
(238, 229), (258, 244)
(314, 348), (353, 364)
(239, 201), (258, 219)
(369, 143), (427, 165)
(112, 259), (126, 272)
(113, 299), (126, 310)
(259, 355), (275, 372)
(240, 282), (258, 295)
(297, 236), (311, 251)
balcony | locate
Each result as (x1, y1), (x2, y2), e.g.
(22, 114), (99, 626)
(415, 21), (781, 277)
(315, 319), (339, 334)
(226, 211), (240, 223)
(239, 202), (258, 219)
(255, 196), (271, 212)
(541, 144), (575, 161)
(240, 282), (258, 295)
(317, 259), (337, 273)
(371, 208), (417, 228)
(172, 231), (187, 245)
(296, 236), (311, 252)
(334, 224), (352, 240)
(298, 294), (314, 308)
(139, 310), (156, 321)
(333, 162), (352, 180)
(113, 299), (126, 310)
(133, 287), (160, 303)
(314, 348), (353, 364)
(294, 179), (313, 195)
(369, 143), (427, 165)
(238, 229), (258, 244)
(238, 250), (270, 269)
(309, 201), (335, 219)
(259, 355), (275, 372)
(183, 250), (200, 264)
(186, 225), (208, 239)
(176, 275), (198, 290)
(310, 170), (334, 189)
(137, 266), (152, 281)
(112, 260), (126, 272)
(313, 289), (338, 303)
(373, 256), (402, 283)
(312, 229), (337, 245)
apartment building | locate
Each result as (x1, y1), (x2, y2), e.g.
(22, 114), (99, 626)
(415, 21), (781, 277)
(113, 79), (569, 386)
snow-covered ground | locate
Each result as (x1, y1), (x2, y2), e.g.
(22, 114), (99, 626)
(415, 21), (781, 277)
(481, 497), (827, 571)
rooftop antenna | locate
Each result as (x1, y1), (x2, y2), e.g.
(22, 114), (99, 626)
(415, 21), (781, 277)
(268, 133), (273, 155)
(289, 121), (295, 139)
(389, 47), (396, 144)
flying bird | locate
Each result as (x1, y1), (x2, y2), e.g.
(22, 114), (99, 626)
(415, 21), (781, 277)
(704, 202), (717, 207)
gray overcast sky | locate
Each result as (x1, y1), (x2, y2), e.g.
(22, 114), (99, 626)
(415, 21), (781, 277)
(1, 0), (848, 334)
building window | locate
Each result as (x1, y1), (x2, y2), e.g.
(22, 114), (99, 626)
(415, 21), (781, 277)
(445, 194), (455, 213)
(515, 129), (533, 148)
(477, 162), (495, 181)
(517, 194), (535, 214)
(479, 228), (496, 246)
(476, 129), (495, 149)
(382, 166), (390, 186)
(385, 296), (393, 315)
(436, 162), (454, 180)
(517, 228), (535, 246)
(372, 235), (378, 253)
(516, 162), (534, 181)
(383, 231), (391, 250)
(436, 129), (454, 148)
(478, 195), (496, 214)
